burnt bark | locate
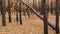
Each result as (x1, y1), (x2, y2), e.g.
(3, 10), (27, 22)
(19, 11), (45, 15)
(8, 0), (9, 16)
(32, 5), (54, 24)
(42, 0), (48, 34)
(8, 0), (11, 22)
(55, 0), (59, 33)
(19, 0), (22, 25)
(2, 0), (6, 26)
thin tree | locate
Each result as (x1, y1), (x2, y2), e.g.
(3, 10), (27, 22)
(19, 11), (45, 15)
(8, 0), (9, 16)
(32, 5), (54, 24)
(8, 0), (11, 22)
(2, 0), (6, 26)
(50, 0), (54, 14)
(14, 0), (19, 22)
(55, 0), (59, 33)
(26, 0), (30, 18)
(42, 0), (48, 34)
(19, 0), (22, 25)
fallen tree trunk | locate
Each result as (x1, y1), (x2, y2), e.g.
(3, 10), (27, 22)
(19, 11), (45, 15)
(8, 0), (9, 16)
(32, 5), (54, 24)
(21, 0), (56, 30)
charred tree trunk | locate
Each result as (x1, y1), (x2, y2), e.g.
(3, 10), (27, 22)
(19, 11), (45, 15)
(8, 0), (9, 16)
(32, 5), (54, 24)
(8, 0), (11, 22)
(55, 0), (59, 33)
(15, 0), (19, 22)
(19, 0), (22, 25)
(42, 0), (48, 34)
(2, 0), (6, 26)
(16, 6), (18, 22)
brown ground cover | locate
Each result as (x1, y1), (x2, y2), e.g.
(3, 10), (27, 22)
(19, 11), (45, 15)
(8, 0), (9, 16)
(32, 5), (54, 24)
(0, 13), (60, 34)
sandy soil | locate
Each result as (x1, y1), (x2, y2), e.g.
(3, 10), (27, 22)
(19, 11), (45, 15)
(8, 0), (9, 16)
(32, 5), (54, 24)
(0, 13), (60, 34)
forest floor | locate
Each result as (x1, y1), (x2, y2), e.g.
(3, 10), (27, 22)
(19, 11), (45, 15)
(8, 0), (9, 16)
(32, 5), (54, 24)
(0, 13), (60, 34)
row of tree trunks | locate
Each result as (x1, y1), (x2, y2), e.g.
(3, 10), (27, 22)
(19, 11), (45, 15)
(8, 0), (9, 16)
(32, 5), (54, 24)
(0, 0), (11, 26)
(0, 0), (59, 15)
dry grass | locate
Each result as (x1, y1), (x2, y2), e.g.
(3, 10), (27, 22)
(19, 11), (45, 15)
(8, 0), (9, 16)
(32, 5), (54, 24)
(0, 13), (60, 34)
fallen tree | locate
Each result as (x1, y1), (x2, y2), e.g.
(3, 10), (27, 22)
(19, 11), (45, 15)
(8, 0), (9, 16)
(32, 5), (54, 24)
(21, 0), (56, 30)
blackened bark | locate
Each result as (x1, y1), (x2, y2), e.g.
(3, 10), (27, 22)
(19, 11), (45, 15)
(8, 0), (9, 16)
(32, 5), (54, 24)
(19, 0), (22, 25)
(55, 0), (59, 33)
(2, 0), (6, 26)
(8, 0), (11, 22)
(42, 0), (48, 34)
